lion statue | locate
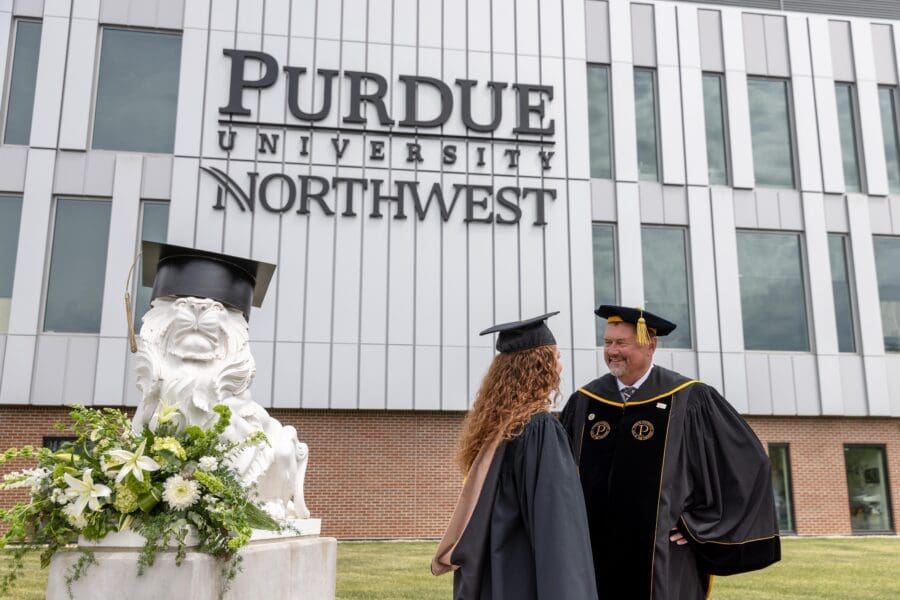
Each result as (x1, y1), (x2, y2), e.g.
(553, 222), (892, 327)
(132, 296), (310, 520)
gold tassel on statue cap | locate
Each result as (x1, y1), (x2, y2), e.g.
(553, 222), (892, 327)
(124, 252), (141, 353)
(635, 306), (650, 346)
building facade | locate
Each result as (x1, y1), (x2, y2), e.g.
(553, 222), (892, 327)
(0, 0), (898, 537)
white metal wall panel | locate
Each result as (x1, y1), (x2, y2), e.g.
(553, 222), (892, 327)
(568, 180), (598, 350)
(491, 0), (514, 54)
(7, 150), (54, 334)
(722, 11), (753, 189)
(342, 0), (366, 43)
(658, 65), (685, 185)
(317, 0), (342, 41)
(193, 158), (226, 252)
(248, 169), (280, 343)
(630, 3), (655, 68)
(791, 354), (819, 415)
(141, 156), (173, 201)
(829, 20), (855, 81)
(741, 13), (767, 75)
(64, 336), (98, 406)
(388, 176), (416, 347)
(824, 193), (848, 231)
(871, 23), (897, 84)
(847, 194), (886, 357)
(696, 352), (723, 393)
(469, 0), (491, 54)
(885, 355), (900, 415)
(387, 344), (414, 409)
(29, 16), (68, 147)
(301, 342), (330, 408)
(687, 187), (720, 352)
(201, 29), (237, 158)
(857, 81), (890, 196)
(249, 340), (274, 408)
(329, 343), (358, 408)
(764, 15), (790, 77)
(93, 337), (127, 406)
(808, 16), (834, 78)
(851, 20), (877, 82)
(710, 186), (744, 352)
(167, 157), (199, 246)
(869, 197), (893, 235)
(52, 154), (87, 195)
(0, 147), (27, 192)
(610, 61), (637, 182)
(838, 354), (867, 415)
(639, 182), (663, 222)
(517, 0), (540, 57)
(539, 0), (563, 58)
(0, 337), (6, 391)
(174, 28), (209, 157)
(272, 342), (302, 408)
(562, 0), (585, 60)
(41, 0), (66, 17)
(591, 179), (616, 220)
(183, 0), (209, 29)
(679, 12), (708, 186)
(584, 0), (610, 64)
(11, 0), (42, 18)
(98, 155), (142, 339)
(816, 353), (843, 414)
(331, 167), (364, 345)
(813, 75), (846, 193)
(731, 189), (756, 228)
(369, 0), (392, 45)
(862, 356), (891, 415)
(442, 346), (467, 410)
(769, 354), (797, 415)
(302, 165), (337, 344)
(289, 0), (315, 38)
(565, 58), (590, 180)
(441, 0), (463, 51)
(358, 344), (387, 408)
(0, 10), (11, 123)
(697, 8), (723, 72)
(221, 159), (253, 258)
(615, 182), (643, 306)
(544, 184), (572, 349)
(0, 335), (35, 404)
(414, 345), (440, 410)
(792, 75), (823, 192)
(745, 353), (772, 414)
(493, 174), (520, 323)
(31, 336), (67, 405)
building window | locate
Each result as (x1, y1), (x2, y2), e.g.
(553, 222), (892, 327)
(873, 236), (900, 352)
(44, 198), (112, 333)
(844, 445), (893, 533)
(587, 64), (613, 179)
(134, 202), (169, 332)
(642, 226), (692, 349)
(43, 436), (76, 451)
(702, 72), (729, 185)
(768, 444), (795, 533)
(828, 234), (857, 353)
(878, 86), (900, 194)
(633, 68), (659, 181)
(3, 20), (42, 145)
(736, 231), (809, 351)
(0, 196), (23, 333)
(747, 78), (795, 188)
(92, 28), (182, 153)
(592, 223), (617, 346)
(835, 83), (864, 193)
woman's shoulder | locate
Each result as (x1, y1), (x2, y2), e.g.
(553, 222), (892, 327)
(521, 410), (565, 439)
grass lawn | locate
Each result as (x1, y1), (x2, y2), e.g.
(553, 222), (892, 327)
(2, 537), (899, 599)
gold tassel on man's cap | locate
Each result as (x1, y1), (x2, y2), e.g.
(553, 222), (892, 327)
(635, 307), (650, 346)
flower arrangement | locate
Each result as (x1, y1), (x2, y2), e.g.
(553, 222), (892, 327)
(0, 403), (281, 598)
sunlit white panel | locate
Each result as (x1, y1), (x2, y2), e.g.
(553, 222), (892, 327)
(607, 0), (630, 64)
(697, 8), (723, 73)
(807, 16), (833, 78)
(93, 338), (127, 406)
(237, 0), (263, 33)
(194, 157), (226, 253)
(562, 0), (585, 60)
(658, 65), (685, 185)
(786, 15), (812, 77)
(764, 15), (789, 78)
(419, 0), (441, 49)
(610, 62), (637, 182)
(301, 165), (336, 344)
(768, 354), (796, 415)
(29, 16), (67, 147)
(388, 179), (416, 346)
(565, 58), (589, 180)
(724, 70), (753, 189)
(31, 336), (66, 405)
(415, 171), (443, 346)
(58, 18), (97, 150)
(273, 341), (302, 408)
(442, 346), (468, 410)
(202, 30), (238, 158)
(248, 164), (283, 342)
(492, 0), (515, 54)
(316, 0), (341, 40)
(710, 187), (743, 352)
(209, 0), (236, 31)
(257, 35), (289, 164)
(289, 0), (316, 38)
(519, 177), (545, 319)
(846, 195), (884, 355)
(386, 345), (414, 409)
(330, 343), (359, 409)
(687, 187), (719, 352)
(249, 341), (274, 408)
(792, 76), (822, 192)
(183, 0), (210, 29)
(814, 76), (845, 193)
(221, 159), (254, 259)
(441, 173), (468, 347)
(263, 0), (289, 36)
(568, 181), (596, 350)
(676, 5), (700, 69)
(538, 0), (563, 58)
(358, 344), (387, 408)
(174, 28), (209, 157)
(301, 342), (330, 408)
(544, 182), (572, 348)
(343, 0), (367, 42)
(493, 174), (520, 324)
(393, 0), (416, 46)
(167, 158), (198, 246)
(0, 335), (34, 404)
(863, 356), (891, 416)
(541, 56), (566, 180)
(681, 68), (708, 186)
(467, 174), (496, 346)
(615, 182), (642, 306)
(516, 0), (539, 56)
(414, 345), (441, 410)
(468, 0), (491, 53)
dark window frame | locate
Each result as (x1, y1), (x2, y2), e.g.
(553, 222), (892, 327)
(843, 443), (895, 534)
(42, 436), (77, 451)
(768, 442), (797, 534)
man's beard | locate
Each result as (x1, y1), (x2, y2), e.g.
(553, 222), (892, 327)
(606, 357), (627, 377)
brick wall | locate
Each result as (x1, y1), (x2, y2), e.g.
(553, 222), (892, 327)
(1, 406), (898, 538)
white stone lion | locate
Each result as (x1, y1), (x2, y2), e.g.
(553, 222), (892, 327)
(132, 296), (310, 520)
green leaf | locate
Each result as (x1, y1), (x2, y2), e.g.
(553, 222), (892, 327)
(243, 504), (279, 531)
(137, 488), (161, 513)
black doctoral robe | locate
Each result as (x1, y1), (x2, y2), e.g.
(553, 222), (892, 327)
(560, 366), (781, 600)
(449, 411), (599, 600)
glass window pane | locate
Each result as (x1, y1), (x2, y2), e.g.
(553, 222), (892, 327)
(3, 21), (42, 145)
(828, 234), (856, 353)
(134, 202), (169, 332)
(844, 446), (893, 532)
(592, 224), (617, 346)
(737, 231), (809, 351)
(874, 236), (900, 352)
(835, 84), (863, 193)
(879, 87), (900, 194)
(0, 196), (23, 332)
(768, 445), (795, 533)
(748, 78), (795, 188)
(588, 65), (612, 179)
(642, 227), (692, 349)
(44, 199), (112, 333)
(703, 73), (729, 185)
(92, 28), (182, 153)
(634, 69), (659, 181)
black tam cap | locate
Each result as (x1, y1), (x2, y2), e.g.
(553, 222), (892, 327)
(141, 241), (276, 320)
(479, 312), (559, 353)
(595, 305), (676, 344)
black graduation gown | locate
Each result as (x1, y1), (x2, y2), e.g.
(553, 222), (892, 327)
(450, 411), (599, 600)
(560, 366), (781, 600)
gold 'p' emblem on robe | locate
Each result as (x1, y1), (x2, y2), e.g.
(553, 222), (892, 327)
(631, 420), (654, 441)
(590, 421), (611, 440)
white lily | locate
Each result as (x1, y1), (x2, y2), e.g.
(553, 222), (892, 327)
(105, 439), (161, 484)
(62, 469), (111, 516)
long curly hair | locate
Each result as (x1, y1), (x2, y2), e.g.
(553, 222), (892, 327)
(456, 345), (560, 474)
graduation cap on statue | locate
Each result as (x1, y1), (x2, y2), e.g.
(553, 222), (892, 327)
(479, 311), (560, 353)
(125, 241), (276, 352)
(595, 305), (676, 346)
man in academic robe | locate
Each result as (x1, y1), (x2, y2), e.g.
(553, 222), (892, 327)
(561, 305), (780, 600)
(433, 313), (598, 600)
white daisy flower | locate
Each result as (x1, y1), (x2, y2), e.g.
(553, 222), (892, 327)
(162, 475), (201, 510)
(197, 456), (219, 472)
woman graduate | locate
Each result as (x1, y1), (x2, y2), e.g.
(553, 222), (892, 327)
(431, 312), (598, 600)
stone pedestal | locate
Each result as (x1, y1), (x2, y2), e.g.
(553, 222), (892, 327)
(47, 522), (336, 600)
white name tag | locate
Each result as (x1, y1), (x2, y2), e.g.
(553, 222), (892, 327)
(656, 402), (667, 410)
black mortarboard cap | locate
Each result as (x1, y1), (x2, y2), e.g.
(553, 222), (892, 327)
(141, 241), (276, 320)
(479, 312), (559, 353)
(595, 305), (676, 343)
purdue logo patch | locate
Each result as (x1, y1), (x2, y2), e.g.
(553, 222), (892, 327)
(590, 421), (611, 440)
(631, 420), (654, 441)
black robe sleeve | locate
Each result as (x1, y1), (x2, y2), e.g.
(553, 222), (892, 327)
(514, 412), (598, 600)
(678, 385), (782, 575)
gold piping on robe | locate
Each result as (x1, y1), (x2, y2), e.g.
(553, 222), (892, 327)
(577, 380), (701, 408)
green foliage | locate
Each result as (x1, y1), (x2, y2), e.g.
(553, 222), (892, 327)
(0, 404), (282, 599)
